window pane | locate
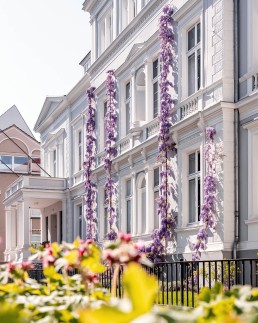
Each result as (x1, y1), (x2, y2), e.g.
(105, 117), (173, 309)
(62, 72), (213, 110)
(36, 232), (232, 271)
(141, 178), (146, 188)
(153, 82), (159, 118)
(154, 168), (160, 187)
(104, 207), (108, 235)
(189, 179), (196, 223)
(142, 190), (146, 233)
(126, 102), (131, 133)
(153, 59), (159, 79)
(0, 155), (12, 171)
(126, 179), (132, 196)
(14, 156), (28, 172)
(53, 150), (56, 161)
(197, 23), (200, 44)
(188, 26), (195, 50)
(189, 153), (196, 174)
(154, 191), (159, 229)
(126, 82), (131, 99)
(188, 53), (195, 96)
(197, 49), (201, 90)
(197, 151), (201, 172)
(126, 200), (131, 233)
(198, 177), (201, 221)
(78, 131), (82, 144)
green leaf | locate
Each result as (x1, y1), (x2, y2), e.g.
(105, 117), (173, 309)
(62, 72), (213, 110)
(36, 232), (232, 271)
(123, 263), (158, 315)
(43, 266), (63, 282)
(79, 306), (134, 323)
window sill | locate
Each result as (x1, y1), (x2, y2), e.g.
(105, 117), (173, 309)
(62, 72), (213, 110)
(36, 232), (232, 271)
(245, 218), (258, 225)
(175, 223), (202, 232)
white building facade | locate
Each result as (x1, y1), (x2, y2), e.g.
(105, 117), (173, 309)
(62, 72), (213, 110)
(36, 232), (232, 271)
(4, 0), (258, 261)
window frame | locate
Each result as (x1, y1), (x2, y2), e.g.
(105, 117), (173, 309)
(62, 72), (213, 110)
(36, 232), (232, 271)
(0, 155), (29, 173)
(152, 58), (160, 119)
(125, 80), (131, 134)
(188, 150), (201, 224)
(187, 22), (201, 97)
(125, 178), (132, 233)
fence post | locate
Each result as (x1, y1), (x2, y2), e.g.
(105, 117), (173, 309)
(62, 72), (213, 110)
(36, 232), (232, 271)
(180, 258), (184, 307)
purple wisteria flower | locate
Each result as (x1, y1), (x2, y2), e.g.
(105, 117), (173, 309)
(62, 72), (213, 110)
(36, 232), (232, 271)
(145, 5), (176, 263)
(104, 70), (118, 240)
(192, 127), (217, 260)
(84, 86), (97, 240)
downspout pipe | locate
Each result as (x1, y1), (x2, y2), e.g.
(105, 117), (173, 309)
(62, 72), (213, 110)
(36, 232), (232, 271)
(233, 0), (239, 259)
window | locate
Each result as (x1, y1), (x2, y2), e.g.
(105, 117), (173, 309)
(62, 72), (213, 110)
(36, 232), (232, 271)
(153, 58), (160, 118)
(187, 22), (201, 96)
(141, 178), (146, 233)
(0, 155), (28, 173)
(188, 150), (201, 223)
(104, 189), (108, 236)
(126, 179), (132, 233)
(46, 216), (49, 242)
(53, 149), (57, 177)
(78, 130), (82, 171)
(78, 205), (82, 238)
(98, 10), (113, 57)
(125, 81), (131, 134)
(153, 168), (160, 229)
(104, 101), (107, 145)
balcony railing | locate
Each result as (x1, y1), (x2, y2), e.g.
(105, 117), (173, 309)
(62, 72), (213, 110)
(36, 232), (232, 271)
(177, 93), (200, 121)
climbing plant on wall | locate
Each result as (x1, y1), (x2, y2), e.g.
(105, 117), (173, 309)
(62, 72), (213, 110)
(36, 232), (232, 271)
(144, 4), (176, 263)
(192, 127), (217, 260)
(84, 86), (98, 240)
(104, 70), (118, 240)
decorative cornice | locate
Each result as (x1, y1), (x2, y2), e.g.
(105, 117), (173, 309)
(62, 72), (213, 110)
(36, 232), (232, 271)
(88, 0), (167, 78)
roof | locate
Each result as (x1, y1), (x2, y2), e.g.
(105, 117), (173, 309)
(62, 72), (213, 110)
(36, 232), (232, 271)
(0, 105), (35, 139)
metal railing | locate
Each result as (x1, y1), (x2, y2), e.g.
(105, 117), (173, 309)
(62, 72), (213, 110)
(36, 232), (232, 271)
(28, 259), (258, 307)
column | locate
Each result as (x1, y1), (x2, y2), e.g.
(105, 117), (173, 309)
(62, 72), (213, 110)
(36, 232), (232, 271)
(21, 199), (31, 261)
(91, 18), (97, 62)
(62, 199), (67, 242)
(4, 207), (12, 261)
(113, 0), (118, 39)
(131, 172), (137, 235)
(11, 206), (17, 249)
(17, 202), (23, 248)
(40, 209), (46, 242)
(145, 58), (152, 122)
(131, 70), (136, 125)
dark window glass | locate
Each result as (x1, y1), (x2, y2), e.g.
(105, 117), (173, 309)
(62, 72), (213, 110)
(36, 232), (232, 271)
(189, 179), (196, 223)
(189, 153), (196, 174)
(188, 52), (195, 96)
(126, 179), (132, 196)
(126, 102), (131, 133)
(104, 207), (108, 235)
(46, 216), (49, 241)
(60, 211), (63, 242)
(78, 131), (82, 144)
(126, 200), (131, 233)
(197, 49), (201, 90)
(197, 23), (200, 44)
(197, 151), (201, 172)
(153, 59), (159, 79)
(188, 26), (195, 50)
(126, 82), (131, 99)
(154, 168), (160, 187)
(153, 82), (159, 118)
(14, 156), (28, 172)
(197, 177), (201, 221)
(1, 156), (12, 165)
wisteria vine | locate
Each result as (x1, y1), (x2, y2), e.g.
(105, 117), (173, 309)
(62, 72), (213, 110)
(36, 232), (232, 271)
(192, 127), (217, 260)
(144, 5), (176, 263)
(104, 70), (118, 240)
(84, 86), (97, 240)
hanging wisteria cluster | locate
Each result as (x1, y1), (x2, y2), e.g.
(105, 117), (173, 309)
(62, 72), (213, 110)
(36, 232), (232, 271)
(104, 70), (118, 240)
(192, 127), (217, 260)
(84, 86), (97, 240)
(144, 5), (176, 263)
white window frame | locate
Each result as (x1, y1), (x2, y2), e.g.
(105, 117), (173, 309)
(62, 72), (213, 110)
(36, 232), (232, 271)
(188, 149), (201, 224)
(136, 173), (146, 234)
(78, 130), (82, 172)
(187, 21), (201, 97)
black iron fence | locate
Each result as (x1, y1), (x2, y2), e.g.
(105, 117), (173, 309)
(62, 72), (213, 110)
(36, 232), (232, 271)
(28, 259), (258, 307)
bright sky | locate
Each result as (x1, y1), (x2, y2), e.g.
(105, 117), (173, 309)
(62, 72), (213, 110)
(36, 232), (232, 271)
(0, 1), (91, 139)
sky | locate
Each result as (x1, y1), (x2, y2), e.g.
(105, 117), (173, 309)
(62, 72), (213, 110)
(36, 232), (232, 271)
(0, 0), (91, 139)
